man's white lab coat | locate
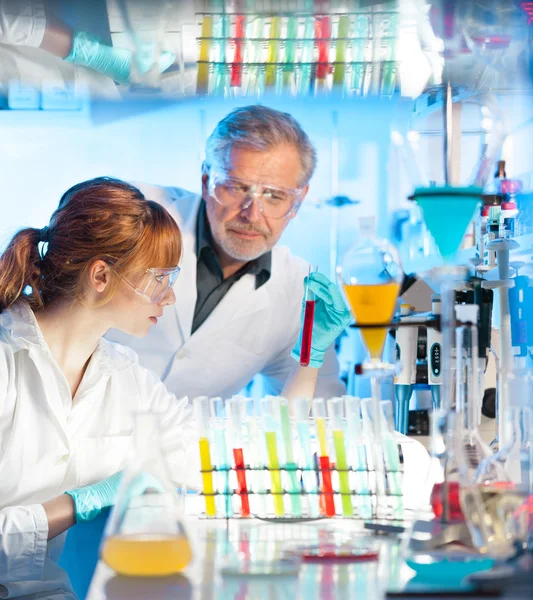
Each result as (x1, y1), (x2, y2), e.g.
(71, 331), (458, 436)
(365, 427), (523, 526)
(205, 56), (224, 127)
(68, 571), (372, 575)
(108, 183), (346, 400)
(0, 301), (195, 598)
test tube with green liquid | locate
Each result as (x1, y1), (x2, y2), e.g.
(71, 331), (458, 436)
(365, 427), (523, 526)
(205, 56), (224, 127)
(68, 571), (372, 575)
(380, 400), (403, 518)
(261, 397), (285, 517)
(344, 395), (372, 518)
(279, 397), (302, 517)
(193, 396), (216, 517)
(293, 397), (320, 517)
(333, 14), (350, 88)
(283, 16), (299, 91)
(211, 397), (233, 517)
(327, 397), (353, 516)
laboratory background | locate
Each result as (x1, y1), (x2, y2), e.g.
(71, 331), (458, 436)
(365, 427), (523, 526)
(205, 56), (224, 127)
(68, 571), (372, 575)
(1, 1), (533, 599)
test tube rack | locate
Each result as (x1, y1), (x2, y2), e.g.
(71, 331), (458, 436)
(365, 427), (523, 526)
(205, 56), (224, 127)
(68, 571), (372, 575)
(195, 4), (400, 97)
(197, 414), (405, 521)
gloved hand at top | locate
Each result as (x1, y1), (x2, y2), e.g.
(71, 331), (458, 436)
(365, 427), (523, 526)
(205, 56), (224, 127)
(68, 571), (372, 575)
(64, 32), (175, 85)
(291, 271), (352, 369)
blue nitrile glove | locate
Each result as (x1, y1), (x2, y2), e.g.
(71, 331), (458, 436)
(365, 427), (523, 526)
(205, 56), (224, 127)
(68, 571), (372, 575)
(291, 272), (352, 368)
(65, 470), (165, 523)
(64, 32), (175, 85)
(65, 471), (123, 523)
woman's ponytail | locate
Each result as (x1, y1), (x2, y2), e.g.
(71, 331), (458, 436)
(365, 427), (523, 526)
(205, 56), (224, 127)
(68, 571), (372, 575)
(0, 228), (45, 313)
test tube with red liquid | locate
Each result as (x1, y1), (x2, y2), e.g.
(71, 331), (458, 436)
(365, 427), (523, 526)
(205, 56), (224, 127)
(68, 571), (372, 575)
(300, 265), (318, 367)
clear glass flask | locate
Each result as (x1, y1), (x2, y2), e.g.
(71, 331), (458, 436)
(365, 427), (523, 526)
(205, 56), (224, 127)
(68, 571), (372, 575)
(100, 412), (192, 576)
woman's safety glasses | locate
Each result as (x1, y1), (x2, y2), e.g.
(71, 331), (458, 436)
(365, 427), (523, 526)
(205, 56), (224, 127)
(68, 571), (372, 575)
(208, 170), (304, 219)
(114, 266), (181, 304)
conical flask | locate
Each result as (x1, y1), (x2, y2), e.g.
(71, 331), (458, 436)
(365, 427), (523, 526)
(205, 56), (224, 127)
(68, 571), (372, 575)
(100, 412), (192, 576)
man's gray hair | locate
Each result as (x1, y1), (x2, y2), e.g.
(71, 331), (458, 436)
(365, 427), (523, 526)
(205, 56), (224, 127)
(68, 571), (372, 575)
(203, 105), (317, 187)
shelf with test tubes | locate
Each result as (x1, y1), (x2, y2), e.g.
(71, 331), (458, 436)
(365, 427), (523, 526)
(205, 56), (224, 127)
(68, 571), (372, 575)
(193, 394), (405, 521)
(195, 9), (400, 97)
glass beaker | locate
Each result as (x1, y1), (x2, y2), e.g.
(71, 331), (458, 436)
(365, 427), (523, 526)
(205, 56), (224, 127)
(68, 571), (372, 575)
(101, 412), (192, 576)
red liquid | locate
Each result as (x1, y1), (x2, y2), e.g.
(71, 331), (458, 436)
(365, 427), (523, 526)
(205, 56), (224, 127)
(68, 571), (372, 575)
(300, 300), (316, 367)
(430, 481), (463, 521)
(233, 448), (250, 517)
(230, 16), (245, 87)
(319, 455), (336, 517)
(315, 17), (332, 80)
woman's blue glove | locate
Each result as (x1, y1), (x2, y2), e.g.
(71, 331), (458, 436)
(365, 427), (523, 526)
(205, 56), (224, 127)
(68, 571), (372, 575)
(65, 471), (123, 523)
(64, 32), (175, 85)
(65, 471), (165, 523)
(291, 272), (352, 368)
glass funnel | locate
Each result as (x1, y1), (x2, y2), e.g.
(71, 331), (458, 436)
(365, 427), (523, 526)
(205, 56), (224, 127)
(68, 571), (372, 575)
(101, 412), (192, 576)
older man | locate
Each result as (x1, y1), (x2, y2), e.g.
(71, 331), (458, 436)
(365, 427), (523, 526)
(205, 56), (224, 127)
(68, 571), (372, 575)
(109, 105), (348, 399)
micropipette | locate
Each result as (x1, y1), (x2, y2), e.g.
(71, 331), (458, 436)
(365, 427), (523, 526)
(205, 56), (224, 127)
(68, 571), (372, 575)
(300, 265), (318, 367)
(294, 397), (320, 517)
(193, 396), (216, 517)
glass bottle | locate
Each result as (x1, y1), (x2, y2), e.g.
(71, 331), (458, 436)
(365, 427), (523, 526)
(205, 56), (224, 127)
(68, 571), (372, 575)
(100, 412), (192, 576)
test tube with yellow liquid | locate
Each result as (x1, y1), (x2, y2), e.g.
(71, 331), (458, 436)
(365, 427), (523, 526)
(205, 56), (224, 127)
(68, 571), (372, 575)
(194, 396), (217, 517)
(101, 412), (193, 576)
(261, 397), (285, 517)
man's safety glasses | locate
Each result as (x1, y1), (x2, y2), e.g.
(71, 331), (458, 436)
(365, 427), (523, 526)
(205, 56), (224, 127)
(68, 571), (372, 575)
(208, 171), (304, 219)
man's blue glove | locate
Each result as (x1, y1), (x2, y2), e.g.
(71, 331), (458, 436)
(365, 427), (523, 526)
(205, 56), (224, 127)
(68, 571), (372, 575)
(65, 471), (165, 523)
(64, 32), (175, 85)
(291, 271), (352, 369)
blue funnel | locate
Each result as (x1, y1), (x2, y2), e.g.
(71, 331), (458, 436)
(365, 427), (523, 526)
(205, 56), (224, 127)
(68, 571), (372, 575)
(412, 186), (483, 263)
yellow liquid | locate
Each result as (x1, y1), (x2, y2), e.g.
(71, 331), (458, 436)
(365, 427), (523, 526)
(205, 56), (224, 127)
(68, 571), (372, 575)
(199, 437), (216, 517)
(102, 534), (192, 576)
(343, 282), (400, 359)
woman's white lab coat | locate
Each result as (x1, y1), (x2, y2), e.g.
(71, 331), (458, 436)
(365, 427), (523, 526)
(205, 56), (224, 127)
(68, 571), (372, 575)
(0, 301), (195, 598)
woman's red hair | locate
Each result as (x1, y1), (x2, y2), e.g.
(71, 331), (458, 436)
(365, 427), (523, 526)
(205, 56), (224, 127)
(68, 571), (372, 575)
(0, 177), (181, 312)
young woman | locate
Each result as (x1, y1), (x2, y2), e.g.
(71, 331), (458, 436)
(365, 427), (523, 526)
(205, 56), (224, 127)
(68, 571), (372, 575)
(0, 176), (349, 596)
(0, 177), (193, 596)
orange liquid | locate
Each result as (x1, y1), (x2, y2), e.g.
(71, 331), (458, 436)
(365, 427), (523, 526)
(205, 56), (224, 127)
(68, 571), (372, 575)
(343, 282), (400, 359)
(101, 534), (192, 576)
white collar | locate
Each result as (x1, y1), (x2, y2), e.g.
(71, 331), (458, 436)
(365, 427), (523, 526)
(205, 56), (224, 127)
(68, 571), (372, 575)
(0, 300), (135, 373)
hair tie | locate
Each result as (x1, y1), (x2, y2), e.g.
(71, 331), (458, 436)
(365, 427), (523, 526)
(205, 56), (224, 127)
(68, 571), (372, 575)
(39, 226), (50, 244)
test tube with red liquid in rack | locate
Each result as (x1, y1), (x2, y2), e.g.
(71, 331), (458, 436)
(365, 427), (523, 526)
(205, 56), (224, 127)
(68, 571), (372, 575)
(300, 265), (318, 367)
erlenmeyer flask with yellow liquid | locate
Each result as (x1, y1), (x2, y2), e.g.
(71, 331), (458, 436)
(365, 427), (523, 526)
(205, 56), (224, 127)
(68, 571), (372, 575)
(100, 412), (192, 576)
